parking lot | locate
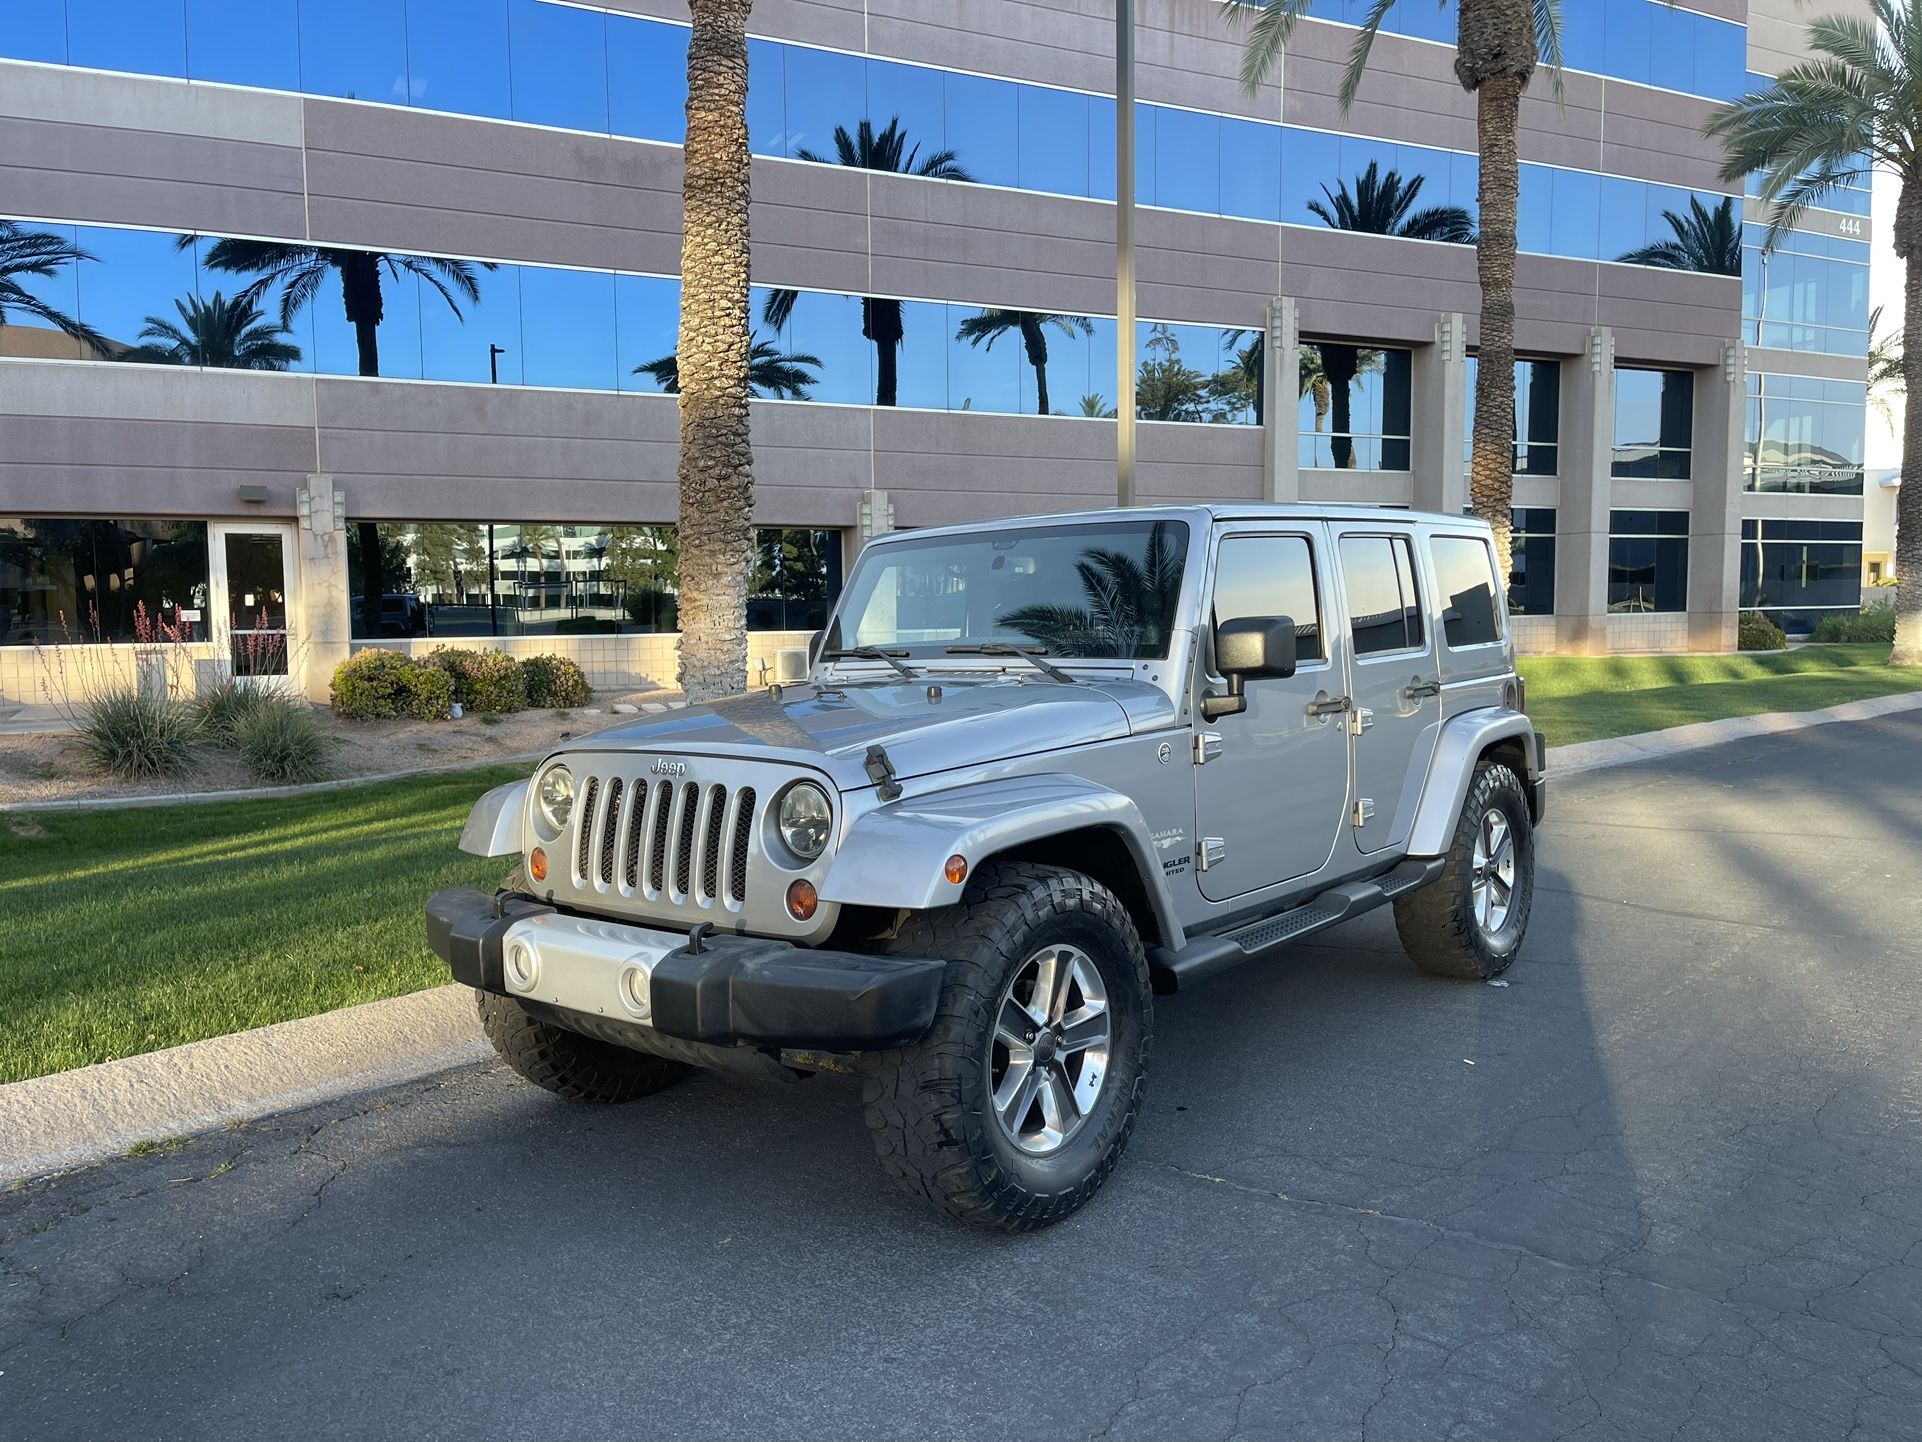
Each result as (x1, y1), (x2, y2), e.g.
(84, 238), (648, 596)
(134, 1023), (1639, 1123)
(4, 712), (1920, 1441)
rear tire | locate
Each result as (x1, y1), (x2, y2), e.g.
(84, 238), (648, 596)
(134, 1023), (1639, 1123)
(477, 991), (694, 1102)
(1394, 761), (1534, 979)
(862, 862), (1152, 1231)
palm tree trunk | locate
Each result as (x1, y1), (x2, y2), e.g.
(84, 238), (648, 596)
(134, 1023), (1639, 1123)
(1324, 345), (1359, 468)
(1893, 178), (1922, 665)
(1468, 71), (1523, 578)
(866, 298), (904, 406)
(341, 255), (386, 639)
(675, 0), (756, 701)
(1020, 317), (1051, 415)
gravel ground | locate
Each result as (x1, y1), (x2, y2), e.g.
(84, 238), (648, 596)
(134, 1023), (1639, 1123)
(0, 691), (675, 806)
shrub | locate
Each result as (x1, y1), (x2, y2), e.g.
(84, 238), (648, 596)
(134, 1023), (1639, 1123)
(1738, 612), (1788, 651)
(235, 699), (337, 784)
(77, 688), (200, 779)
(1811, 600), (1897, 645)
(330, 650), (450, 721)
(429, 646), (527, 713)
(520, 653), (593, 708)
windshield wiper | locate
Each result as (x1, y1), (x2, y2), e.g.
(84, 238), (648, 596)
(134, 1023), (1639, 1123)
(823, 646), (918, 681)
(944, 643), (1077, 684)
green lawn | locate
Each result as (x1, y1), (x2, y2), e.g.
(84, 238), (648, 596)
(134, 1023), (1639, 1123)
(1524, 645), (1922, 747)
(0, 767), (522, 1084)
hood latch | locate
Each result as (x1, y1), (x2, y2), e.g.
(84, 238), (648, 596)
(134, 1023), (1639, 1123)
(865, 744), (903, 802)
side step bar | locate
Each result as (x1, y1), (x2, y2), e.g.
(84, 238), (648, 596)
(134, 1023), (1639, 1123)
(1147, 857), (1445, 993)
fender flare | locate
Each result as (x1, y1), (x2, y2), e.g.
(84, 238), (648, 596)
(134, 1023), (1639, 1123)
(1405, 708), (1541, 858)
(459, 780), (528, 858)
(820, 773), (1183, 948)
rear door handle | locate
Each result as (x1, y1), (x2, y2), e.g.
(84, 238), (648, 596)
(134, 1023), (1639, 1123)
(1404, 679), (1441, 700)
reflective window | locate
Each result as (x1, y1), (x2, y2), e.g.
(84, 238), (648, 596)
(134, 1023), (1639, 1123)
(1213, 534), (1324, 661)
(66, 0), (185, 78)
(188, 0), (299, 91)
(1018, 85), (1091, 199)
(832, 520), (1189, 659)
(421, 260), (518, 385)
(1340, 533), (1424, 656)
(300, 0), (408, 104)
(1509, 508), (1557, 616)
(519, 266), (615, 390)
(510, 0), (609, 134)
(1138, 322), (1250, 425)
(1430, 535), (1503, 647)
(75, 225), (199, 361)
(1607, 510), (1689, 613)
(345, 523), (836, 639)
(609, 14), (689, 144)
(0, 518), (210, 645)
(1746, 373), (1866, 495)
(8, 0), (68, 64)
(1151, 105), (1221, 215)
(617, 273), (684, 395)
(1613, 367), (1693, 478)
(1299, 343), (1412, 470)
(405, 0), (511, 120)
(1466, 357), (1561, 474)
(1739, 519), (1863, 630)
(1744, 229), (1871, 358)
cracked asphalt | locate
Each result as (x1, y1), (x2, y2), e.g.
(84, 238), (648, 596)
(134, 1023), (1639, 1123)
(5, 712), (1922, 1441)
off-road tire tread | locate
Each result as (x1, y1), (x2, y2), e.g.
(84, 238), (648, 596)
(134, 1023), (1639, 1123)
(1394, 761), (1533, 979)
(477, 991), (694, 1102)
(862, 861), (1152, 1232)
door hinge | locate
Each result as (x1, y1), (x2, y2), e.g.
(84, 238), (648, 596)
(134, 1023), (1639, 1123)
(1350, 706), (1374, 735)
(1197, 837), (1227, 871)
(1352, 799), (1376, 828)
(1194, 731), (1224, 765)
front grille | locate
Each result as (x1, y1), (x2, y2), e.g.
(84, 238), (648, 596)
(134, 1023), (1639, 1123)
(570, 769), (766, 914)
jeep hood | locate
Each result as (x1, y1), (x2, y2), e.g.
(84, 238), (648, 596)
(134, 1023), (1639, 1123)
(557, 678), (1178, 790)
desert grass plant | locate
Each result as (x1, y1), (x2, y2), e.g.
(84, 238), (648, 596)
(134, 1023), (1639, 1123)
(35, 603), (201, 779)
(73, 687), (201, 779)
(234, 698), (337, 783)
(197, 680), (276, 748)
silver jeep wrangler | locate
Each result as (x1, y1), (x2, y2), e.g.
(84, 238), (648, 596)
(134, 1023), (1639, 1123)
(427, 505), (1545, 1230)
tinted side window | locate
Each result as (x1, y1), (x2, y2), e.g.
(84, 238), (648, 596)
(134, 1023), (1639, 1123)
(1431, 536), (1503, 648)
(1340, 534), (1425, 656)
(1212, 535), (1323, 662)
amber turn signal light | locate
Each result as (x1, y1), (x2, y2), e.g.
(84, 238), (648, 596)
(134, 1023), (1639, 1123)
(528, 847), (548, 883)
(945, 854), (969, 885)
(785, 879), (819, 921)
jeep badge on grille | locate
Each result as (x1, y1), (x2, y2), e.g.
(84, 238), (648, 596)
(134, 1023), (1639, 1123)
(649, 758), (688, 779)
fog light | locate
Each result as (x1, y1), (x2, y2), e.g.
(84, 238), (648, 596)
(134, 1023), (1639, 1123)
(618, 964), (651, 1019)
(786, 878), (819, 921)
(505, 939), (539, 991)
(528, 847), (547, 883)
(945, 854), (968, 885)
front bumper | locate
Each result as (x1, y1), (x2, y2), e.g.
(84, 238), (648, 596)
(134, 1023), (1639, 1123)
(425, 888), (944, 1051)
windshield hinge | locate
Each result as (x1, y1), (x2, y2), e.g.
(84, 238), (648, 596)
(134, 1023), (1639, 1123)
(864, 744), (903, 802)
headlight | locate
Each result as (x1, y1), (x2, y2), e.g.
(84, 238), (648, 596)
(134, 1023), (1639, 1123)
(777, 782), (833, 861)
(535, 764), (574, 836)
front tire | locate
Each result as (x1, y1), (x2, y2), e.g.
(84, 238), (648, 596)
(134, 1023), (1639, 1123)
(477, 991), (694, 1102)
(863, 862), (1153, 1231)
(1394, 761), (1535, 979)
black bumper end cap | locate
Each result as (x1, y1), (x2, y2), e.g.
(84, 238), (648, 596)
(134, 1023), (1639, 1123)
(425, 887), (553, 992)
(650, 936), (945, 1050)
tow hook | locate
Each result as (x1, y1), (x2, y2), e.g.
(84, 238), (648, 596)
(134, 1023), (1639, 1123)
(687, 921), (716, 956)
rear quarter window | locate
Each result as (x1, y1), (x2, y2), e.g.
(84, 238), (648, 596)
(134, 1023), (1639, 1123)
(1431, 535), (1504, 648)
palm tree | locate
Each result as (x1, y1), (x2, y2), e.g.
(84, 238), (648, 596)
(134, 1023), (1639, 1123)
(1232, 0), (1564, 569)
(675, 0), (757, 700)
(763, 119), (973, 407)
(1299, 345), (1333, 436)
(1705, 0), (1921, 663)
(0, 221), (108, 356)
(636, 334), (822, 399)
(196, 237), (495, 640)
(998, 522), (1188, 657)
(127, 292), (302, 370)
(1308, 162), (1477, 244)
(1614, 195), (1742, 276)
(954, 309), (1096, 415)
(1078, 393), (1119, 418)
(1869, 303), (1904, 430)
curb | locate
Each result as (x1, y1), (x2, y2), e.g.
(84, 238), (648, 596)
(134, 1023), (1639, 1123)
(0, 986), (488, 1186)
(6, 688), (1921, 1185)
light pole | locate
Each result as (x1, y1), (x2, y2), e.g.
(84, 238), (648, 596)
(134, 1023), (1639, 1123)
(488, 343), (507, 385)
(1116, 0), (1137, 506)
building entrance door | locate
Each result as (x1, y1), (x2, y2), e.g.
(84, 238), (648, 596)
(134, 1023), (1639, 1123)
(209, 522), (299, 682)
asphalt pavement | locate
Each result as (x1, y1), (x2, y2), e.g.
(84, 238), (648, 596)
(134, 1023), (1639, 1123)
(4, 712), (1921, 1441)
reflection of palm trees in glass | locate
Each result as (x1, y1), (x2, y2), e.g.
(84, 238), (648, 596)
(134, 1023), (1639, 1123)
(0, 220), (108, 356)
(1136, 324), (1212, 422)
(1308, 163), (1476, 244)
(128, 292), (302, 370)
(636, 334), (822, 399)
(196, 237), (497, 637)
(1298, 345), (1332, 436)
(1614, 195), (1741, 276)
(1300, 342), (1384, 468)
(762, 119), (972, 407)
(998, 523), (1186, 658)
(1078, 393), (1119, 419)
(953, 309), (1095, 415)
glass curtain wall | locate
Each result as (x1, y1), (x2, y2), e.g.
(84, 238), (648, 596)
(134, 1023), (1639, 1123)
(1740, 520), (1863, 632)
(1298, 343), (1412, 470)
(1745, 373), (1867, 495)
(1607, 510), (1690, 613)
(0, 518), (210, 644)
(1612, 368), (1694, 479)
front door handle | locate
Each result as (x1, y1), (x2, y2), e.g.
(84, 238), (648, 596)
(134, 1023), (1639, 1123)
(1306, 695), (1352, 717)
(1404, 679), (1441, 700)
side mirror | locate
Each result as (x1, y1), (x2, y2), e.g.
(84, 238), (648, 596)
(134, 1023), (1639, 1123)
(1203, 616), (1297, 720)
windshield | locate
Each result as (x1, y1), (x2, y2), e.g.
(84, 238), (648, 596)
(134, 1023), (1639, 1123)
(825, 520), (1190, 660)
